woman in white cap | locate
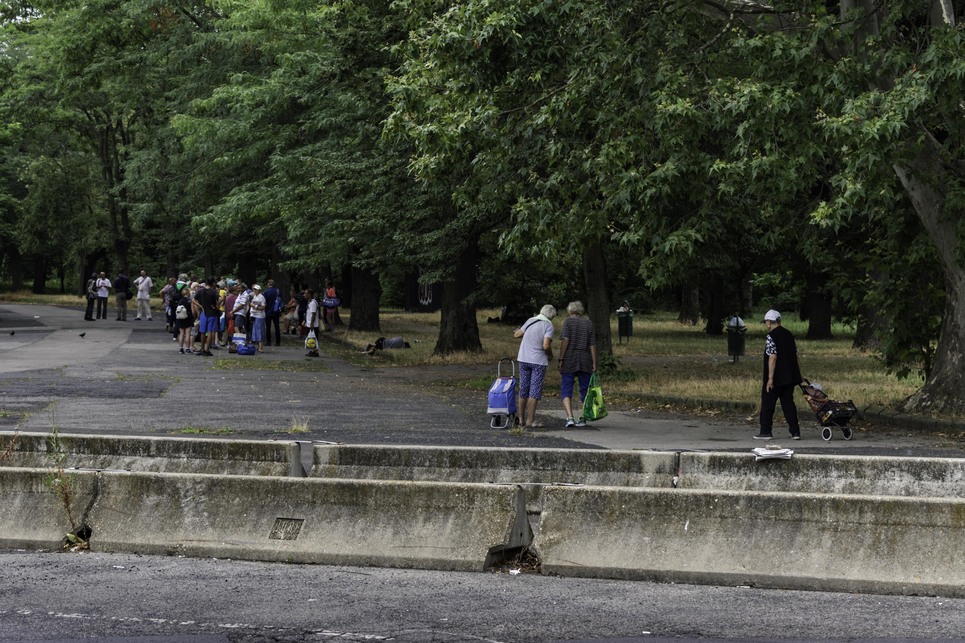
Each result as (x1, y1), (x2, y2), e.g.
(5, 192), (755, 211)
(248, 284), (267, 352)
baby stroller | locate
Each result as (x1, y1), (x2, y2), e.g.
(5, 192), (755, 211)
(487, 357), (518, 429)
(799, 379), (857, 441)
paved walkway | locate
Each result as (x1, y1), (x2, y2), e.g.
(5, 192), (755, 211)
(1, 302), (963, 458)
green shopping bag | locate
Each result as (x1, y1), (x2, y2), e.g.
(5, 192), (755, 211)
(582, 373), (608, 421)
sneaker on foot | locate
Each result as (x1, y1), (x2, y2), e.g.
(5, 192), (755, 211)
(565, 417), (576, 428)
(575, 417), (587, 427)
(753, 433), (774, 440)
(790, 434), (801, 440)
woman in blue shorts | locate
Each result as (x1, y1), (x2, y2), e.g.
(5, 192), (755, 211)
(514, 304), (556, 428)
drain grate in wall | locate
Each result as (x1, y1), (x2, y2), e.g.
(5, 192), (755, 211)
(268, 517), (304, 540)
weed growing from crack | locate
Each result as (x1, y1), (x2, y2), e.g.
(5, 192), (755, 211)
(0, 430), (19, 463)
(41, 416), (81, 535)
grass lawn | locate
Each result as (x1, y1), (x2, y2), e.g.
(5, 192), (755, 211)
(335, 308), (923, 415)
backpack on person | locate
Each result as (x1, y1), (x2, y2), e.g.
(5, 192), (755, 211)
(272, 293), (284, 314)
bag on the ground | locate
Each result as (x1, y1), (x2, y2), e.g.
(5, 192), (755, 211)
(582, 373), (608, 422)
(236, 342), (257, 356)
(305, 329), (318, 351)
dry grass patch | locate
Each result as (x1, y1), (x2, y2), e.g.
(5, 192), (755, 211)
(338, 309), (923, 413)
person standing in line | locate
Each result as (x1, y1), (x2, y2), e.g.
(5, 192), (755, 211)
(322, 278), (338, 332)
(263, 279), (282, 347)
(283, 288), (299, 335)
(133, 270), (154, 320)
(231, 283), (250, 336)
(95, 272), (112, 319)
(83, 272), (97, 321)
(295, 288), (308, 333)
(303, 288), (320, 356)
(557, 301), (598, 428)
(113, 271), (131, 321)
(514, 304), (556, 428)
(196, 277), (220, 356)
(755, 309), (803, 440)
(249, 284), (267, 352)
(160, 277), (176, 333)
(174, 285), (195, 354)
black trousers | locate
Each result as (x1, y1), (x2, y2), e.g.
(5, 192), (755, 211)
(266, 314), (281, 346)
(84, 296), (95, 320)
(96, 297), (108, 319)
(760, 382), (800, 435)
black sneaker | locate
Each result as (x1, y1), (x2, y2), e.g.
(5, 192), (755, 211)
(753, 433), (774, 440)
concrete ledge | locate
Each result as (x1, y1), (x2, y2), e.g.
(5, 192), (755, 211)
(310, 445), (677, 511)
(85, 472), (530, 571)
(678, 452), (965, 497)
(0, 432), (302, 477)
(0, 467), (99, 549)
(536, 486), (965, 597)
(310, 445), (676, 485)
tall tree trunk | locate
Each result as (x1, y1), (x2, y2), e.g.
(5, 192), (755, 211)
(678, 282), (699, 325)
(349, 265), (382, 332)
(434, 237), (482, 354)
(804, 270), (833, 339)
(703, 274), (725, 335)
(98, 119), (132, 274)
(894, 136), (965, 413)
(582, 240), (611, 357)
(6, 245), (24, 291)
(853, 267), (887, 350)
(31, 255), (46, 294)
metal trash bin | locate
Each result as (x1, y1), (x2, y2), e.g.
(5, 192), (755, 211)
(726, 315), (746, 363)
(617, 301), (633, 343)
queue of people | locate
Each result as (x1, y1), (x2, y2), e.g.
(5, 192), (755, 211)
(83, 269), (340, 356)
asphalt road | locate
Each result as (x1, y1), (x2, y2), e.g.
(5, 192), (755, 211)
(2, 302), (965, 643)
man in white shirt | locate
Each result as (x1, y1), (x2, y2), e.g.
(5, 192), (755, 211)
(95, 272), (112, 319)
(304, 288), (319, 357)
(133, 270), (154, 321)
(231, 284), (251, 335)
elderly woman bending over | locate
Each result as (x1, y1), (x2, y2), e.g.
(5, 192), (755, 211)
(514, 304), (556, 428)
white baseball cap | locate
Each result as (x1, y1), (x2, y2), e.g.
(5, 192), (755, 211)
(763, 309), (781, 322)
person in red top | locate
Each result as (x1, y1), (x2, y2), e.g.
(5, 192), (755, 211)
(322, 278), (338, 332)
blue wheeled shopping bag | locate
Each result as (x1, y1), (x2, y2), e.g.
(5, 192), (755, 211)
(487, 357), (518, 429)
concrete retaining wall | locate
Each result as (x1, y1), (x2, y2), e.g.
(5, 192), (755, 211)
(0, 467), (530, 571)
(6, 437), (965, 597)
(0, 467), (99, 550)
(535, 485), (965, 597)
(0, 432), (302, 477)
(678, 452), (965, 497)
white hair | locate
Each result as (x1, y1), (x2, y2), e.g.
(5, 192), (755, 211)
(567, 301), (585, 315)
(540, 304), (557, 320)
